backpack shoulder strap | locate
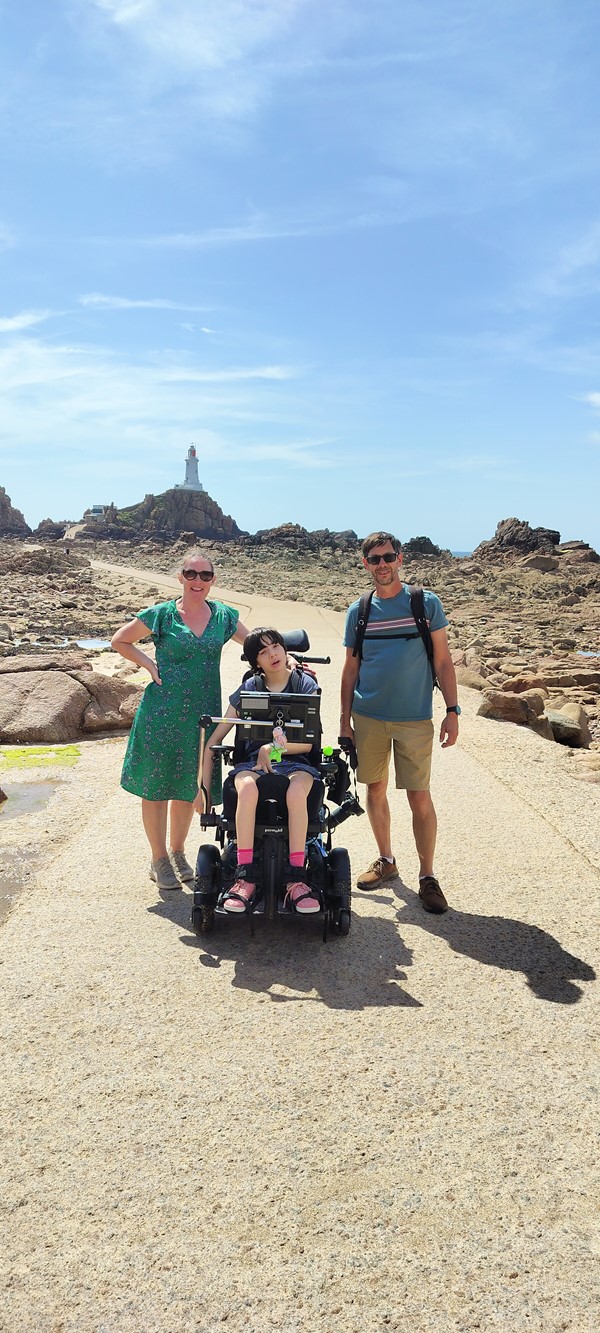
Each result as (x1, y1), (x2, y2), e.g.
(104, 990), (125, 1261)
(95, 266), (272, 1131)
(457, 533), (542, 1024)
(409, 586), (438, 689)
(352, 589), (375, 661)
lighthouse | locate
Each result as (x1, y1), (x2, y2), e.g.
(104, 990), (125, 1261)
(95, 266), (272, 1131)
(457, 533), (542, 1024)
(175, 444), (204, 492)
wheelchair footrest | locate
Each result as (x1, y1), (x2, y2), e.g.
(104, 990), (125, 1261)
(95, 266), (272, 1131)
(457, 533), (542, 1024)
(214, 896), (265, 917)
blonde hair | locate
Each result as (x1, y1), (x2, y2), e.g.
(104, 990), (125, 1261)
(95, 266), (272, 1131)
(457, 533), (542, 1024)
(178, 549), (214, 575)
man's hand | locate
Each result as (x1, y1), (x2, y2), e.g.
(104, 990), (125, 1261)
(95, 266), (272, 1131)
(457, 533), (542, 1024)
(439, 712), (459, 748)
(253, 744), (274, 773)
(338, 721), (355, 743)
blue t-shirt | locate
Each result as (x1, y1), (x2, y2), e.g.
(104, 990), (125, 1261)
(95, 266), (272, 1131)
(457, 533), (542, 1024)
(229, 672), (318, 764)
(343, 585), (448, 722)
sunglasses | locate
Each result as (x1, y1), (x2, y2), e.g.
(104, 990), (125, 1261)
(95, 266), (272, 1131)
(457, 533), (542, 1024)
(182, 569), (214, 581)
(366, 552), (398, 565)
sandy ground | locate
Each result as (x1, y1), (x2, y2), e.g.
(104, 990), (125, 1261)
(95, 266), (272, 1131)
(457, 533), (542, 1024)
(1, 568), (599, 1333)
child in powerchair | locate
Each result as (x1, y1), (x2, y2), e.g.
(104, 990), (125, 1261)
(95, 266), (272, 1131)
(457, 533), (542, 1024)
(196, 627), (322, 914)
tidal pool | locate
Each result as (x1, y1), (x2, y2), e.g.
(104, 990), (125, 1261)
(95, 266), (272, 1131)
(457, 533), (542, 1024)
(0, 781), (57, 820)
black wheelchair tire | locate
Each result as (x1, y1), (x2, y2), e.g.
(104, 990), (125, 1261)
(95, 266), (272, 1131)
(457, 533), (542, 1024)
(191, 901), (215, 934)
(337, 909), (351, 936)
(327, 847), (352, 936)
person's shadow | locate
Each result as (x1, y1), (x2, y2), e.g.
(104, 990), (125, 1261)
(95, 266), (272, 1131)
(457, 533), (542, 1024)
(390, 881), (596, 1004)
(148, 890), (422, 1011)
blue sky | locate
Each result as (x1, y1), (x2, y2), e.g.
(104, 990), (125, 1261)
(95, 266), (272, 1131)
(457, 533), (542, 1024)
(2, 0), (600, 550)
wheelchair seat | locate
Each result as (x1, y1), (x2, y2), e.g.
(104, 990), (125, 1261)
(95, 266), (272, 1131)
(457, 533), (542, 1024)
(222, 771), (324, 827)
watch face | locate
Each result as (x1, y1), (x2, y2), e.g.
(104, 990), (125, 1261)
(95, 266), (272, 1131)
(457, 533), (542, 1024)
(447, 705), (461, 715)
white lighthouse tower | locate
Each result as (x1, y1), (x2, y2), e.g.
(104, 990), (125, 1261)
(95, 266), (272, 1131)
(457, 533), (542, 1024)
(175, 444), (204, 492)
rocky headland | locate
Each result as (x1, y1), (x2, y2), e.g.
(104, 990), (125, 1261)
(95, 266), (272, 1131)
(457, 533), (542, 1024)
(0, 516), (599, 774)
(0, 487), (31, 538)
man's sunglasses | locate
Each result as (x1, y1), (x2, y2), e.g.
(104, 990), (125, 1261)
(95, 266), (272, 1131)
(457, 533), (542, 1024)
(182, 569), (214, 581)
(366, 552), (398, 565)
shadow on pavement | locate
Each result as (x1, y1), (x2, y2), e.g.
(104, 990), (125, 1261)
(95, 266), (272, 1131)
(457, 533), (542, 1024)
(391, 882), (596, 1004)
(148, 890), (422, 1011)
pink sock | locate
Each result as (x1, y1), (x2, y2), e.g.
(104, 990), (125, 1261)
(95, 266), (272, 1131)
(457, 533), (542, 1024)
(237, 849), (253, 866)
(289, 852), (304, 868)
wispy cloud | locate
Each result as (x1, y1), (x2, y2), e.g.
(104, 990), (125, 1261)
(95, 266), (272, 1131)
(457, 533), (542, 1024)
(179, 322), (218, 333)
(530, 222), (600, 303)
(160, 365), (299, 383)
(0, 309), (52, 333)
(142, 211), (389, 248)
(214, 437), (334, 469)
(79, 293), (211, 310)
(89, 0), (310, 74)
(0, 336), (314, 462)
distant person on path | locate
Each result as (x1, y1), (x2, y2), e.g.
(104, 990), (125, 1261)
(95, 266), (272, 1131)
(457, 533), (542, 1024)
(340, 531), (459, 913)
(112, 550), (250, 891)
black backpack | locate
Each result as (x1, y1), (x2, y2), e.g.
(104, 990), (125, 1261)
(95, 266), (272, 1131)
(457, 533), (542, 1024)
(352, 586), (438, 689)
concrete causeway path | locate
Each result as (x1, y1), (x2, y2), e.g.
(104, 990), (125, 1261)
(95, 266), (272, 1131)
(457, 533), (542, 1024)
(1, 567), (599, 1332)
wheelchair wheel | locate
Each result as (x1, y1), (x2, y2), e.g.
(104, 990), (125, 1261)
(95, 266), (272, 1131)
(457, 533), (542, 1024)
(338, 909), (351, 937)
(191, 904), (215, 934)
(327, 847), (352, 935)
(191, 844), (221, 933)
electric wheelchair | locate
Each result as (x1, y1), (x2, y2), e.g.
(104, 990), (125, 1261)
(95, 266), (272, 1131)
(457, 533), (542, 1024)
(191, 632), (363, 941)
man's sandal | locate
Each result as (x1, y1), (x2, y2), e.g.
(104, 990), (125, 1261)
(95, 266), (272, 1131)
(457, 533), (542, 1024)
(284, 880), (321, 914)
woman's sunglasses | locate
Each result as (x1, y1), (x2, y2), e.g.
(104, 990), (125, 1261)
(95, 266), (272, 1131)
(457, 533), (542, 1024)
(182, 569), (214, 581)
(366, 552), (398, 565)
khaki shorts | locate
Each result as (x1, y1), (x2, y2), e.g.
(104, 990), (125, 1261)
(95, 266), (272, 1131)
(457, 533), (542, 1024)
(352, 713), (434, 791)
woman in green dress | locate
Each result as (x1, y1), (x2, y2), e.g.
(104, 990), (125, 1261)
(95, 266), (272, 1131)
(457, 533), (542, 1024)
(112, 550), (250, 891)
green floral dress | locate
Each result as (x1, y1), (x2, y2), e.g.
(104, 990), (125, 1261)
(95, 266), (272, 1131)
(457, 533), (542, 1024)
(120, 599), (239, 803)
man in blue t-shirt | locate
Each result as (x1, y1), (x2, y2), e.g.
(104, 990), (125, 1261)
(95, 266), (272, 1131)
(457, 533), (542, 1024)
(340, 531), (460, 913)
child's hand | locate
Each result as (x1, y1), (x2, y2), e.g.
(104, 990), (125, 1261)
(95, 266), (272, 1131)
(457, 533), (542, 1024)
(254, 744), (273, 773)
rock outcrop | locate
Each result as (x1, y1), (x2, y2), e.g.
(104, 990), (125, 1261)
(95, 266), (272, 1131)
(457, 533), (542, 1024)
(77, 488), (243, 543)
(473, 517), (561, 561)
(0, 653), (143, 743)
(31, 518), (67, 541)
(402, 536), (446, 559)
(0, 487), (31, 538)
(251, 523), (358, 551)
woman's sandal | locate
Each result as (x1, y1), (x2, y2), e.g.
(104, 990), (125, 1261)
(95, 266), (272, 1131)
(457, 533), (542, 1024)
(223, 869), (257, 914)
(284, 880), (321, 914)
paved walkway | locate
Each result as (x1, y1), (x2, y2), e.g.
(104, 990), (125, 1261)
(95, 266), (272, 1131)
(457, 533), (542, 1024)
(1, 571), (599, 1332)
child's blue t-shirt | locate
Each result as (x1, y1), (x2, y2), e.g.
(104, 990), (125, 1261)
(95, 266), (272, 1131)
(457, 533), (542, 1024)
(229, 672), (318, 764)
(343, 585), (448, 722)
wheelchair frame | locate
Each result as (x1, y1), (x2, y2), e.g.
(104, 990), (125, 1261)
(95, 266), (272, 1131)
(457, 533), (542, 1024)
(191, 693), (357, 942)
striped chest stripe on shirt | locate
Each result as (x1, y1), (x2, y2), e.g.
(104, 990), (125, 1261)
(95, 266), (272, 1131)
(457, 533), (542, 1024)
(364, 616), (430, 634)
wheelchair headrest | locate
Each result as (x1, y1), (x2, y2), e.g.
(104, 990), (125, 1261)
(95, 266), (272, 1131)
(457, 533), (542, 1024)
(282, 629), (310, 654)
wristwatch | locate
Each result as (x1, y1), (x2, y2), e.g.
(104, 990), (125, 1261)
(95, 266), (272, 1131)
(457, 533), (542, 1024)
(446, 704), (461, 715)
